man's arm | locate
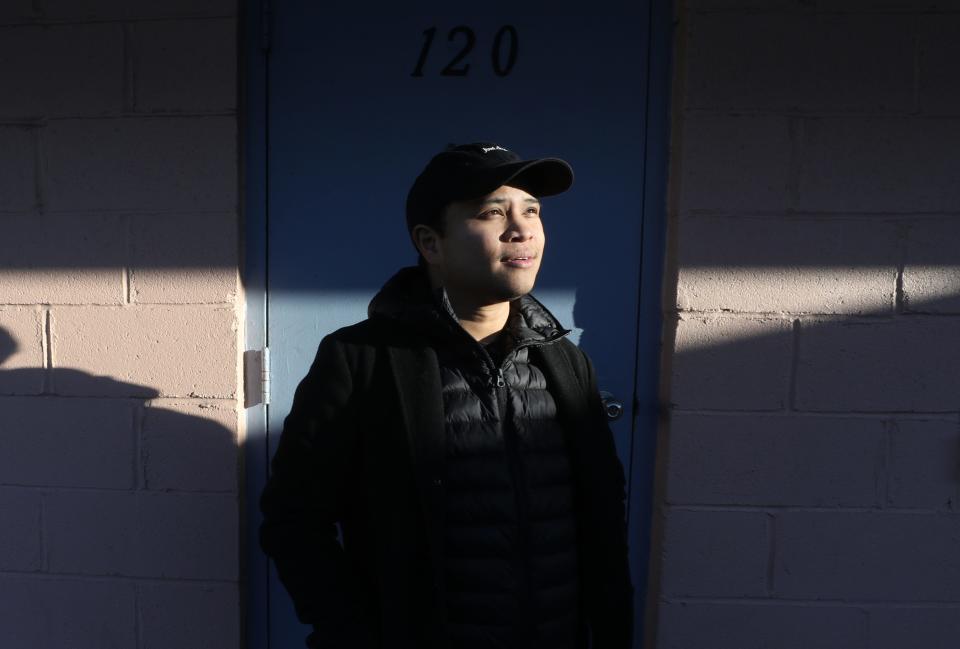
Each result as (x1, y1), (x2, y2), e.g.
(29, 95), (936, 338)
(259, 334), (371, 647)
(578, 348), (635, 649)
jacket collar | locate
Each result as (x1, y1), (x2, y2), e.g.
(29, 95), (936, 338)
(367, 265), (571, 349)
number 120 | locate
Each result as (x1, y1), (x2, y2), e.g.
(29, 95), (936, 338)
(411, 25), (519, 78)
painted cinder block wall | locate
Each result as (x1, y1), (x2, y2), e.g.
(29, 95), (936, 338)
(651, 0), (960, 647)
(2, 0), (959, 648)
(0, 2), (242, 648)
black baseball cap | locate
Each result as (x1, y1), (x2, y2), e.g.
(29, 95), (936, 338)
(405, 142), (574, 237)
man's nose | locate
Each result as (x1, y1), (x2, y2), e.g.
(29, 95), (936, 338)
(504, 210), (533, 240)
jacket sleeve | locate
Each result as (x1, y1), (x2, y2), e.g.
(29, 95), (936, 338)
(577, 348), (635, 649)
(259, 334), (374, 648)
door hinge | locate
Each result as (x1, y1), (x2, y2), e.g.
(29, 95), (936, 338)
(243, 347), (271, 408)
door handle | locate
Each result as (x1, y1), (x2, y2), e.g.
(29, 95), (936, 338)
(599, 391), (623, 421)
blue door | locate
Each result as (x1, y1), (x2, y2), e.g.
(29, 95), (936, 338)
(249, 2), (671, 647)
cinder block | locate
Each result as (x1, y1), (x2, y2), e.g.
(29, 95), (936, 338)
(0, 576), (136, 649)
(142, 399), (238, 492)
(39, 0), (236, 20)
(902, 219), (960, 314)
(887, 419), (960, 509)
(134, 19), (237, 113)
(677, 115), (791, 214)
(0, 307), (44, 394)
(666, 413), (884, 507)
(0, 396), (135, 488)
(659, 508), (768, 597)
(137, 492), (238, 579)
(868, 608), (960, 649)
(656, 602), (865, 649)
(919, 15), (960, 115)
(687, 0), (960, 9)
(796, 117), (960, 213)
(45, 491), (238, 579)
(44, 117), (237, 212)
(823, 0), (960, 11)
(51, 306), (237, 398)
(0, 213), (124, 305)
(774, 511), (960, 599)
(0, 1), (38, 22)
(676, 216), (898, 314)
(795, 317), (960, 412)
(671, 315), (793, 410)
(686, 13), (912, 112)
(0, 24), (122, 119)
(0, 488), (41, 570)
(686, 0), (801, 10)
(130, 212), (238, 304)
(45, 490), (137, 575)
(139, 582), (240, 649)
(0, 126), (35, 211)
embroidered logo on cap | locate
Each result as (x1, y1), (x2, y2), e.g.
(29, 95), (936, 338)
(481, 145), (508, 154)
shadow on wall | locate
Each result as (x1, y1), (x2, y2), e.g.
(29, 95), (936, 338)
(0, 324), (237, 491)
(648, 212), (960, 645)
(0, 325), (239, 648)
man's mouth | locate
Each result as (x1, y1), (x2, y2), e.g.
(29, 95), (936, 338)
(501, 253), (536, 268)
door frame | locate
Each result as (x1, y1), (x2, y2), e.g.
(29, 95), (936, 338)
(241, 1), (675, 646)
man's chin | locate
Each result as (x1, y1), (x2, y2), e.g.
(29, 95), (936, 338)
(491, 279), (537, 303)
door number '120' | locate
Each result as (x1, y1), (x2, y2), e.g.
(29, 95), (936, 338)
(411, 25), (519, 77)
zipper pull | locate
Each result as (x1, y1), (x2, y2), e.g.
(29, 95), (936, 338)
(494, 368), (505, 388)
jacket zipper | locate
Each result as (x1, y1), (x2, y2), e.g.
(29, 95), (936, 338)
(482, 341), (563, 645)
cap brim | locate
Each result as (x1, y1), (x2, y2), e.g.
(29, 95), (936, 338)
(474, 158), (574, 198)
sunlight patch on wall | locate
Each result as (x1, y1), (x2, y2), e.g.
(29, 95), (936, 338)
(678, 266), (900, 315)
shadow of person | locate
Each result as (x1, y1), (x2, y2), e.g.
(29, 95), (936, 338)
(0, 323), (236, 496)
(0, 325), (240, 647)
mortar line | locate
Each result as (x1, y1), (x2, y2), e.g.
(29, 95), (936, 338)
(678, 210), (960, 219)
(786, 116), (802, 210)
(133, 400), (144, 490)
(123, 215), (132, 304)
(670, 408), (959, 420)
(881, 419), (895, 508)
(0, 15), (237, 28)
(0, 569), (239, 585)
(38, 490), (48, 572)
(664, 596), (960, 608)
(954, 417), (960, 513)
(765, 512), (776, 597)
(40, 111), (237, 122)
(42, 309), (52, 394)
(134, 581), (142, 649)
(123, 22), (136, 112)
(123, 268), (131, 304)
(894, 221), (908, 314)
(676, 309), (902, 320)
(669, 504), (946, 514)
(912, 13), (922, 115)
(682, 108), (960, 118)
(0, 394), (237, 403)
(0, 483), (237, 495)
(787, 319), (800, 411)
(862, 607), (872, 649)
(33, 124), (45, 214)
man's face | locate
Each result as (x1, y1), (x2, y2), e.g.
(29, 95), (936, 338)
(430, 184), (545, 304)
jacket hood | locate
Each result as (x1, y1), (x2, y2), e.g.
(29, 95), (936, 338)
(367, 265), (570, 348)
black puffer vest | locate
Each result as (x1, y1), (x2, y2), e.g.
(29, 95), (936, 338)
(368, 267), (580, 649)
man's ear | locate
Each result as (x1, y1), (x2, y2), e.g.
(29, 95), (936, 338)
(412, 224), (442, 263)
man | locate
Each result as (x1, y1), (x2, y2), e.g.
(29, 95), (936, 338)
(260, 143), (633, 649)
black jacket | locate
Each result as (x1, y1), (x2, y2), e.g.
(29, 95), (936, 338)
(259, 267), (633, 649)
